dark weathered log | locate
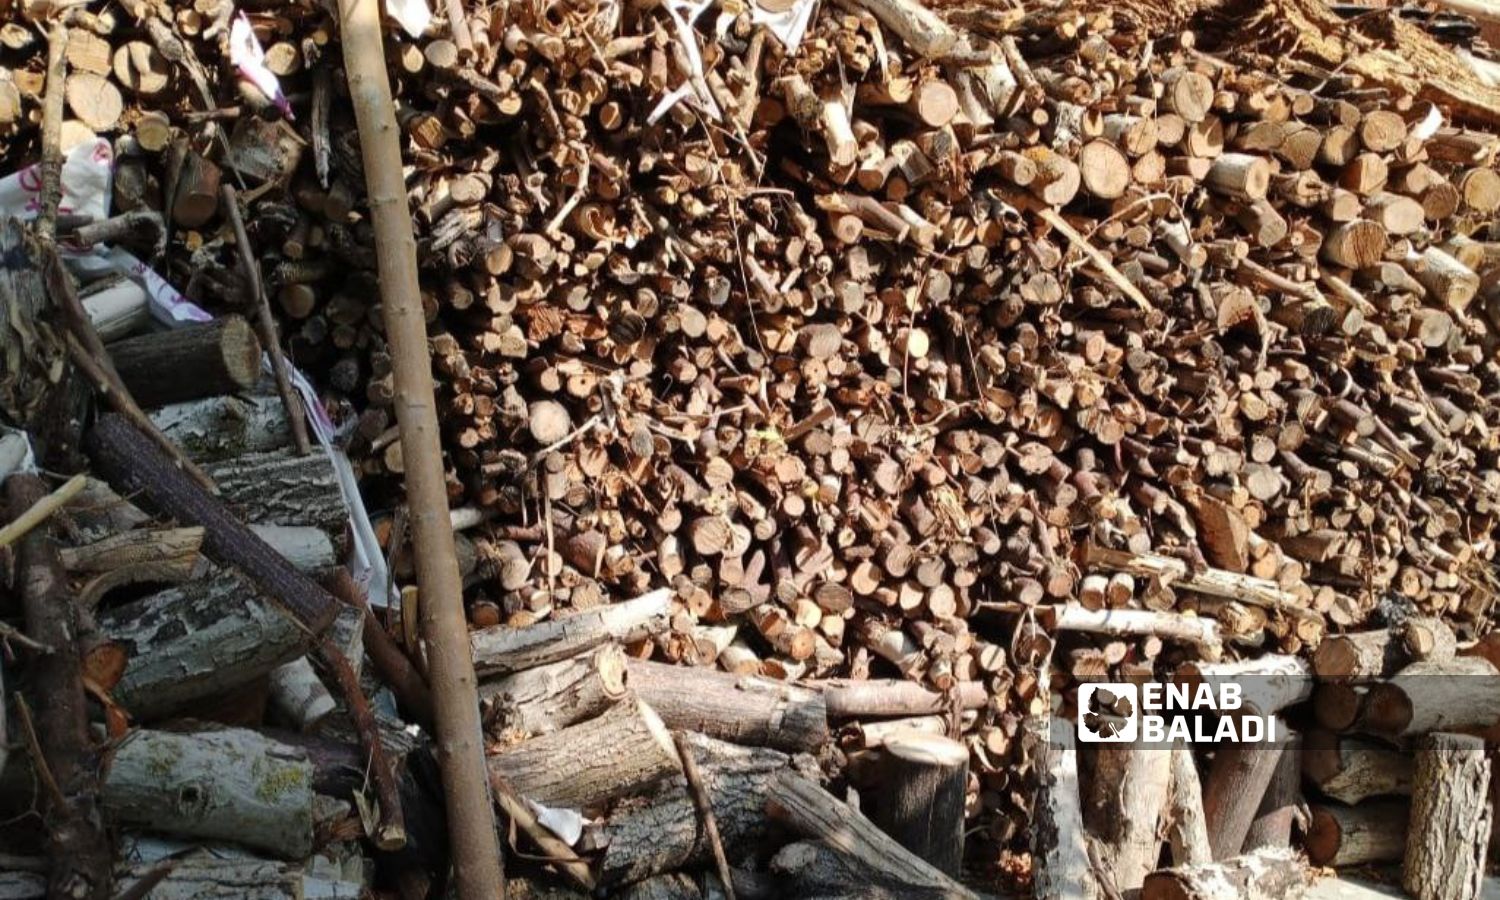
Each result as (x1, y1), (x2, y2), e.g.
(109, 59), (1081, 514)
(1403, 732), (1493, 900)
(625, 658), (829, 752)
(101, 728), (314, 859)
(1305, 800), (1409, 866)
(588, 734), (791, 886)
(767, 772), (978, 899)
(202, 449), (346, 535)
(109, 316), (262, 407)
(9, 474), (111, 900)
(470, 588), (671, 676)
(1140, 847), (1308, 900)
(148, 394), (293, 461)
(868, 733), (968, 876)
(1029, 716), (1099, 898)
(487, 697), (679, 809)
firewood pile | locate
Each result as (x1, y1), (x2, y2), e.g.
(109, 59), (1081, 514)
(1, 0), (1500, 896)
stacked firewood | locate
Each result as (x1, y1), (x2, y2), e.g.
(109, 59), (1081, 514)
(1, 0), (1500, 895)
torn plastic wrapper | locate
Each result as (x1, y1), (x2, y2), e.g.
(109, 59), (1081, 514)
(0, 141), (397, 608)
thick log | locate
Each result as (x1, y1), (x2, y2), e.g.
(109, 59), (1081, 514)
(149, 394), (293, 461)
(479, 643), (629, 735)
(588, 734), (791, 885)
(1140, 847), (1308, 900)
(101, 728), (314, 859)
(1305, 801), (1409, 866)
(9, 475), (112, 900)
(100, 570), (304, 719)
(470, 588), (671, 675)
(767, 772), (978, 899)
(108, 316), (262, 407)
(1242, 730), (1301, 851)
(202, 449), (346, 535)
(1363, 656), (1500, 738)
(820, 679), (987, 717)
(625, 658), (830, 752)
(1167, 741), (1212, 866)
(1029, 716), (1099, 898)
(1403, 733), (1493, 900)
(1201, 720), (1288, 860)
(1302, 730), (1413, 804)
(487, 697), (679, 809)
(1043, 603), (1224, 659)
(1175, 655), (1312, 716)
(1086, 734), (1173, 890)
(868, 733), (967, 875)
(851, 0), (958, 59)
(1313, 629), (1401, 682)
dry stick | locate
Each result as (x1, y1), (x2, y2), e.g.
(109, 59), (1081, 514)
(221, 185), (311, 455)
(36, 23), (67, 241)
(109, 859), (178, 900)
(335, 0), (504, 895)
(489, 773), (596, 892)
(326, 568), (435, 727)
(0, 474), (85, 549)
(1037, 208), (1155, 312)
(673, 732), (739, 900)
(83, 414), (407, 849)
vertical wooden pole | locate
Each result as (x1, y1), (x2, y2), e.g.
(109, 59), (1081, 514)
(333, 0), (504, 895)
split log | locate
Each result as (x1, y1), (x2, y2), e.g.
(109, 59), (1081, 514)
(1175, 655), (1312, 716)
(149, 394), (293, 461)
(1302, 730), (1413, 804)
(1140, 847), (1308, 900)
(1362, 656), (1500, 738)
(1402, 733), (1493, 900)
(470, 588), (671, 675)
(101, 728), (314, 859)
(867, 733), (967, 875)
(767, 771), (979, 899)
(588, 734), (791, 885)
(1305, 800), (1409, 866)
(487, 697), (679, 809)
(625, 658), (830, 752)
(1167, 741), (1212, 866)
(9, 474), (112, 900)
(108, 316), (262, 407)
(100, 570), (305, 719)
(479, 644), (629, 735)
(1029, 716), (1099, 898)
(201, 449), (346, 535)
(1200, 720), (1289, 859)
(1242, 730), (1301, 851)
(820, 679), (987, 717)
(1086, 734), (1173, 890)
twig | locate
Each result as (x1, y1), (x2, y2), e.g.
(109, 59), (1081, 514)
(672, 732), (738, 900)
(0, 474), (86, 550)
(0, 621), (54, 655)
(221, 184), (312, 455)
(317, 636), (407, 850)
(325, 567), (434, 727)
(1036, 208), (1155, 312)
(12, 696), (65, 810)
(35, 23), (68, 243)
(489, 773), (596, 891)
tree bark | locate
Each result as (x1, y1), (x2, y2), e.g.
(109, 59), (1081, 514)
(1242, 729), (1301, 851)
(148, 393), (293, 461)
(1200, 719), (1288, 859)
(1301, 730), (1412, 804)
(625, 658), (830, 752)
(1167, 741), (1212, 867)
(9, 474), (112, 900)
(1403, 732), (1492, 900)
(202, 449), (346, 535)
(767, 772), (979, 899)
(1305, 800), (1409, 866)
(487, 697), (679, 809)
(101, 728), (314, 859)
(109, 315), (262, 406)
(1029, 716), (1100, 898)
(470, 588), (671, 675)
(479, 643), (629, 735)
(1085, 736), (1172, 889)
(867, 733), (968, 876)
(1140, 847), (1308, 900)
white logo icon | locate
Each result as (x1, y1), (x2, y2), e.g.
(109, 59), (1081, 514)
(1077, 683), (1139, 743)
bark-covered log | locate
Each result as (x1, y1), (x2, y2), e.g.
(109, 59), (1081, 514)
(819, 680), (988, 718)
(625, 658), (830, 752)
(1167, 741), (1212, 867)
(1242, 730), (1301, 851)
(1200, 719), (1289, 859)
(487, 697), (678, 809)
(1362, 657), (1500, 738)
(1313, 629), (1402, 682)
(868, 733), (968, 876)
(116, 855), (362, 899)
(766, 772), (978, 899)
(1402, 732), (1493, 900)
(1305, 800), (1409, 866)
(202, 448), (346, 535)
(767, 841), (917, 899)
(100, 570), (305, 719)
(588, 734), (792, 886)
(1029, 716), (1099, 898)
(1085, 736), (1172, 889)
(101, 728), (314, 859)
(1175, 655), (1312, 717)
(1301, 730), (1413, 804)
(479, 643), (629, 735)
(109, 316), (262, 406)
(470, 588), (671, 676)
(1140, 847), (1308, 900)
(148, 393), (293, 461)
